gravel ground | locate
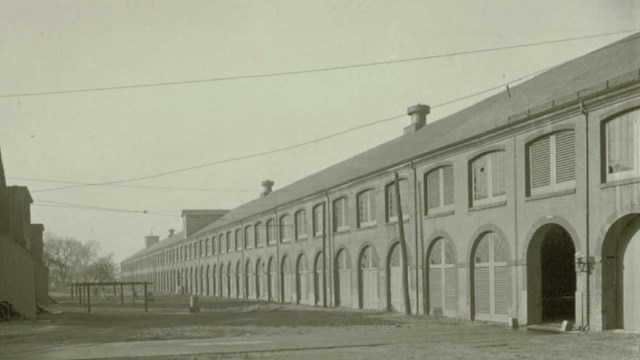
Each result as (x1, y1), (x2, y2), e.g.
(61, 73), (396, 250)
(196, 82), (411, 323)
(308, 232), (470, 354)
(1, 294), (638, 359)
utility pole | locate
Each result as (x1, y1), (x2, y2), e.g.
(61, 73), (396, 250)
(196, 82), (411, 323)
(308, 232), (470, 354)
(394, 171), (412, 315)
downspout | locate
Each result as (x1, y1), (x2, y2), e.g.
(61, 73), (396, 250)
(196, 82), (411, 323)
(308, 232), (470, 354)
(580, 101), (591, 331)
(411, 161), (421, 314)
(513, 134), (519, 322)
(324, 192), (331, 308)
(274, 210), (280, 303)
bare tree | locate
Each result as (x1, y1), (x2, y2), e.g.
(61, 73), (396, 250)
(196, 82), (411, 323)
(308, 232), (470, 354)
(76, 239), (100, 282)
(89, 253), (117, 282)
(43, 233), (83, 290)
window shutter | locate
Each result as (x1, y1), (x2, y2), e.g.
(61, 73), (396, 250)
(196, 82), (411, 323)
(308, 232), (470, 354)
(530, 137), (551, 189)
(427, 170), (441, 209)
(472, 156), (488, 200)
(474, 267), (491, 315)
(491, 152), (506, 196)
(555, 131), (575, 184)
(445, 268), (457, 311)
(493, 266), (511, 315)
(429, 268), (443, 311)
(443, 166), (454, 206)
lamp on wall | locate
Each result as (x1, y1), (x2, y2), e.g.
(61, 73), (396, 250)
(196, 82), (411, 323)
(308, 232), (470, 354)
(575, 252), (594, 272)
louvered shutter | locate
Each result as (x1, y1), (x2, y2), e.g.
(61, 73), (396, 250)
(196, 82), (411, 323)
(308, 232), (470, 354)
(444, 267), (457, 311)
(474, 267), (491, 315)
(555, 131), (575, 184)
(427, 170), (441, 209)
(429, 268), (443, 311)
(473, 156), (488, 200)
(530, 136), (551, 189)
(491, 152), (506, 196)
(493, 266), (511, 315)
(443, 166), (454, 206)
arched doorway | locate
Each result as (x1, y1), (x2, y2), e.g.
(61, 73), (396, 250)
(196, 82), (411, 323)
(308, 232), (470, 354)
(296, 254), (309, 305)
(601, 214), (640, 330)
(313, 252), (324, 306)
(427, 238), (457, 317)
(200, 265), (205, 295)
(387, 243), (408, 312)
(358, 246), (379, 309)
(526, 224), (576, 324)
(245, 260), (253, 300)
(226, 263), (233, 298)
(219, 264), (225, 297)
(334, 249), (352, 307)
(235, 261), (242, 299)
(281, 255), (292, 303)
(205, 265), (210, 296)
(471, 232), (511, 322)
(212, 265), (217, 297)
(267, 257), (276, 301)
(256, 259), (264, 300)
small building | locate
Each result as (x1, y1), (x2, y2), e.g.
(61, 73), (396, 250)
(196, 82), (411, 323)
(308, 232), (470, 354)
(0, 148), (48, 319)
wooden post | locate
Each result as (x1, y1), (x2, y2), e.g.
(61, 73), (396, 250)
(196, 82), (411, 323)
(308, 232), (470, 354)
(144, 283), (148, 312)
(70, 284), (74, 299)
(132, 284), (135, 304)
(113, 285), (117, 296)
(394, 171), (412, 315)
(120, 284), (124, 304)
(79, 284), (83, 304)
(87, 284), (92, 313)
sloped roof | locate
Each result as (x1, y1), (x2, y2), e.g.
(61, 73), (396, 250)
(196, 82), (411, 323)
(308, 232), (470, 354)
(123, 230), (186, 262)
(187, 33), (640, 237)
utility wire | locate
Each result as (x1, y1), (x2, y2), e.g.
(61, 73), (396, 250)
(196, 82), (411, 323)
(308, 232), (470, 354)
(31, 113), (406, 193)
(0, 29), (636, 99)
(34, 199), (181, 217)
(8, 176), (256, 192)
(23, 58), (570, 194)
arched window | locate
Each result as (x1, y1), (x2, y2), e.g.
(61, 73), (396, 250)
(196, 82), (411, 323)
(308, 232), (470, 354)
(295, 209), (307, 239)
(604, 108), (640, 182)
(425, 166), (454, 214)
(470, 151), (506, 206)
(280, 214), (293, 242)
(212, 236), (217, 255)
(266, 219), (274, 245)
(333, 197), (348, 231)
(234, 228), (241, 251)
(244, 225), (253, 249)
(313, 204), (324, 237)
(527, 131), (575, 195)
(385, 179), (409, 222)
(473, 232), (511, 321)
(254, 222), (263, 248)
(226, 231), (232, 253)
(357, 189), (376, 227)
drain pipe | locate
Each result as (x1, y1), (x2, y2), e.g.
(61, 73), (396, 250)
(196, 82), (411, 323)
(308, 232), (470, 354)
(411, 161), (421, 314)
(580, 101), (591, 331)
(324, 192), (331, 308)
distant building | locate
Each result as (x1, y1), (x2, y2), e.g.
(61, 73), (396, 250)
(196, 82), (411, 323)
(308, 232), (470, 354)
(0, 149), (48, 319)
(121, 34), (640, 331)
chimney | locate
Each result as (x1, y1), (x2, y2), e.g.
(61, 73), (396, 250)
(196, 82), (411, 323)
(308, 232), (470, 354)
(261, 180), (274, 197)
(145, 234), (160, 248)
(168, 228), (175, 237)
(403, 104), (430, 135)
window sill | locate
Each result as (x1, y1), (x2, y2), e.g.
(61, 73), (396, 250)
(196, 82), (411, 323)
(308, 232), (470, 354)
(386, 217), (410, 225)
(334, 226), (350, 234)
(296, 235), (308, 241)
(469, 200), (507, 212)
(526, 188), (576, 202)
(425, 209), (455, 219)
(601, 176), (640, 189)
(357, 222), (377, 230)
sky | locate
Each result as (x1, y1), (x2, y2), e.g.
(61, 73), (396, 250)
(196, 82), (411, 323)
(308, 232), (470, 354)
(1, 0), (638, 264)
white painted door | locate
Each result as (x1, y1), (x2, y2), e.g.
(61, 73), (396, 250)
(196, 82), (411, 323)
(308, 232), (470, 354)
(362, 268), (378, 309)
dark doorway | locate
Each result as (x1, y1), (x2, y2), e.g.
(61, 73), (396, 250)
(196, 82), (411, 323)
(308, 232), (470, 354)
(540, 226), (576, 322)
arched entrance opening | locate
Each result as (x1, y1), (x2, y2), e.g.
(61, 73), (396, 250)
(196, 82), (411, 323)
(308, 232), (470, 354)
(281, 255), (292, 303)
(426, 238), (457, 317)
(296, 254), (309, 305)
(601, 214), (640, 330)
(212, 265), (217, 297)
(358, 246), (379, 309)
(334, 249), (352, 307)
(245, 260), (253, 300)
(387, 243), (406, 312)
(256, 259), (264, 300)
(526, 224), (576, 324)
(471, 232), (511, 322)
(235, 261), (242, 299)
(205, 265), (210, 296)
(314, 252), (324, 306)
(219, 264), (225, 297)
(226, 263), (233, 298)
(267, 257), (275, 302)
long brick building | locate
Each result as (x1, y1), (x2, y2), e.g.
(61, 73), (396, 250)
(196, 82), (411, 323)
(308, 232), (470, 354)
(121, 34), (640, 331)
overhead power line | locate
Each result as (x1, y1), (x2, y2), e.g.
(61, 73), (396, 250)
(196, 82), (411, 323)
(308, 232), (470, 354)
(0, 29), (636, 99)
(24, 54), (576, 195)
(34, 199), (181, 217)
